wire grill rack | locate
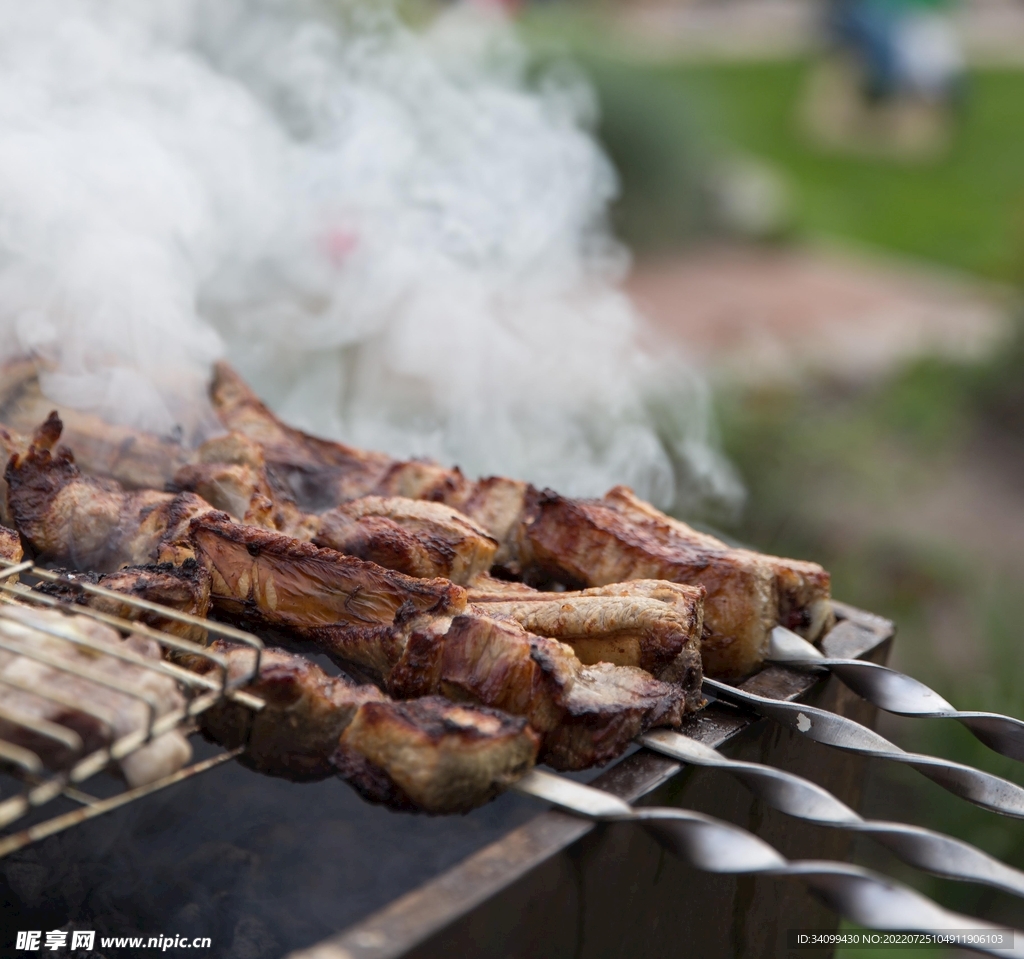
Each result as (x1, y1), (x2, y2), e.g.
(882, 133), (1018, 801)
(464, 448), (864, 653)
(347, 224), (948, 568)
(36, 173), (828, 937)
(0, 557), (266, 859)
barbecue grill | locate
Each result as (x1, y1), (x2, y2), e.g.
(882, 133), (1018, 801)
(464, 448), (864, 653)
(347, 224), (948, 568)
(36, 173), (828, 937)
(1, 581), (895, 958)
(5, 567), (1024, 958)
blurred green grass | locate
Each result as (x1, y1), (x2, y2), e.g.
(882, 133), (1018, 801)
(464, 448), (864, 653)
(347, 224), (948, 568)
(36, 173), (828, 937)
(519, 16), (1024, 936)
(522, 25), (1024, 278)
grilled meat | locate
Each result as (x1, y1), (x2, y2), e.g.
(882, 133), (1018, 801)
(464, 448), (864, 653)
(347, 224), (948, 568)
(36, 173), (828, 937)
(6, 416), (690, 771)
(174, 442), (500, 587)
(312, 496), (498, 585)
(189, 511), (466, 641)
(598, 486), (833, 643)
(6, 414), (212, 570)
(515, 487), (831, 679)
(431, 614), (687, 769)
(208, 364), (831, 676)
(468, 579), (704, 686)
(333, 697), (538, 814)
(171, 431), (318, 540)
(0, 607), (191, 786)
(191, 641), (539, 813)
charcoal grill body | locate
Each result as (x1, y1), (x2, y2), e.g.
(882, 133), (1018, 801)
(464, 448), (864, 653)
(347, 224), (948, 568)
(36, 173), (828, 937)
(0, 605), (890, 959)
(294, 603), (893, 959)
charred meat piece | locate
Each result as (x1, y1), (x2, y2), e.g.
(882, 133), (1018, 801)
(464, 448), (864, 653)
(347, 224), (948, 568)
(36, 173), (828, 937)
(190, 641), (539, 813)
(37, 560), (212, 642)
(171, 431), (318, 541)
(189, 512), (466, 645)
(435, 614), (686, 770)
(516, 487), (828, 680)
(333, 697), (539, 814)
(210, 364), (525, 554)
(313, 496), (498, 585)
(0, 607), (191, 786)
(600, 486), (833, 645)
(6, 414), (212, 570)
(468, 579), (704, 687)
(210, 362), (396, 509)
(188, 641), (386, 780)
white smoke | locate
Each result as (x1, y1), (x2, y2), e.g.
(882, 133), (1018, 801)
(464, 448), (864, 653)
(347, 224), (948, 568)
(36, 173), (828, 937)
(0, 0), (741, 513)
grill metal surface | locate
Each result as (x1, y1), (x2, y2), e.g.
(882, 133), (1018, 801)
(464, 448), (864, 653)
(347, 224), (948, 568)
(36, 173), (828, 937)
(0, 559), (266, 858)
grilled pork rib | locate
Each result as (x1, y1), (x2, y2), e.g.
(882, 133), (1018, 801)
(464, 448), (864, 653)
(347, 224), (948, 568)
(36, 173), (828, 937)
(7, 430), (690, 771)
(187, 515), (691, 769)
(0, 607), (191, 786)
(208, 363), (831, 676)
(468, 579), (704, 686)
(190, 642), (539, 813)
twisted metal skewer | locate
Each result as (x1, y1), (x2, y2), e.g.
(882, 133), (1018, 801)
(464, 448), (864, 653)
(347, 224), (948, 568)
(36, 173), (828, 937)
(639, 729), (1024, 898)
(771, 626), (1024, 763)
(514, 770), (1023, 958)
(702, 677), (1024, 819)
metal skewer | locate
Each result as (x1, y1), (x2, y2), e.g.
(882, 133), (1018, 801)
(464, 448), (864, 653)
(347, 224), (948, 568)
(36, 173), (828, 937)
(514, 769), (1023, 958)
(771, 625), (1024, 763)
(639, 729), (1024, 899)
(702, 677), (1024, 819)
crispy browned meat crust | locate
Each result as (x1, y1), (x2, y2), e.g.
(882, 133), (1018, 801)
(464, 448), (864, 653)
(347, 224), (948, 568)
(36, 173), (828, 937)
(517, 487), (784, 679)
(210, 362), (395, 508)
(600, 487), (833, 643)
(170, 432), (319, 540)
(333, 696), (539, 814)
(37, 559), (212, 641)
(210, 364), (527, 558)
(189, 642), (386, 781)
(5, 417), (210, 571)
(189, 511), (467, 638)
(314, 496), (498, 585)
(191, 641), (539, 813)
(437, 614), (687, 770)
(468, 579), (704, 687)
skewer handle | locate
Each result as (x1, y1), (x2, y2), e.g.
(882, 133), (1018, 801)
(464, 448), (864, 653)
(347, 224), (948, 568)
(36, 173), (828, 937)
(514, 770), (1024, 958)
(640, 729), (1024, 899)
(703, 678), (1024, 819)
(770, 626), (1024, 763)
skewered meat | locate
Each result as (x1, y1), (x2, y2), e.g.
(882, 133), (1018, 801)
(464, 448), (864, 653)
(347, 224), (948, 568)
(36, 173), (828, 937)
(427, 614), (687, 769)
(312, 497), (498, 585)
(208, 363), (831, 677)
(468, 579), (704, 685)
(174, 445), (500, 587)
(190, 511), (466, 638)
(514, 487), (831, 679)
(6, 416), (692, 771)
(190, 641), (539, 813)
(6, 413), (213, 571)
(171, 431), (318, 540)
(0, 607), (191, 786)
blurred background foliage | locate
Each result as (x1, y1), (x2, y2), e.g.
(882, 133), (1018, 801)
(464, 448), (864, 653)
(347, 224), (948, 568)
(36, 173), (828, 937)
(514, 3), (1024, 950)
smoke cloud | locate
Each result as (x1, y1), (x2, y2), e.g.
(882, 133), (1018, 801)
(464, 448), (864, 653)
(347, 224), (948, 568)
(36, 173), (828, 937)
(0, 0), (740, 513)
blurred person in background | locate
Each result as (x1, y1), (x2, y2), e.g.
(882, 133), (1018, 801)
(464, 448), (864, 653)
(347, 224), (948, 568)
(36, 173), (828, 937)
(802, 0), (966, 158)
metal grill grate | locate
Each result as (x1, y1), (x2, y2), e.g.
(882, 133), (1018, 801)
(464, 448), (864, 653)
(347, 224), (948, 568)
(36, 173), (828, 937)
(0, 558), (265, 858)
